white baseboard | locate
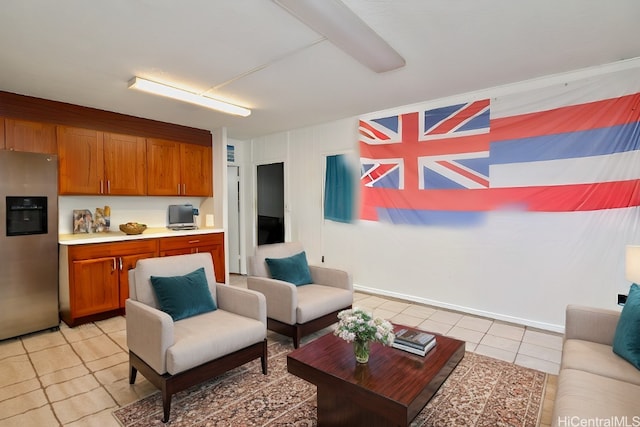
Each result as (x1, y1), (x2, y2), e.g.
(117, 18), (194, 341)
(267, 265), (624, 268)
(353, 284), (565, 334)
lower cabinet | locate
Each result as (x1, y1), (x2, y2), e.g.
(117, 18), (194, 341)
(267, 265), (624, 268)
(159, 233), (225, 283)
(60, 239), (158, 326)
(59, 232), (225, 326)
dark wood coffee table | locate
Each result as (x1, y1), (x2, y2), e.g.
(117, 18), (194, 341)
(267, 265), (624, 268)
(287, 326), (465, 427)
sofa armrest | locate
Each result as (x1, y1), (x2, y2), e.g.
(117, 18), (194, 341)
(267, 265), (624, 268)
(216, 285), (267, 326)
(125, 299), (174, 375)
(309, 265), (352, 291)
(247, 276), (297, 325)
(565, 304), (621, 346)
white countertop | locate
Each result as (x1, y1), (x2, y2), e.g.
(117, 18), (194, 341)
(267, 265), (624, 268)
(59, 227), (224, 245)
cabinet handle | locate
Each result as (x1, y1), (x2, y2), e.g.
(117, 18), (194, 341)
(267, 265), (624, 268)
(119, 257), (123, 271)
(107, 180), (111, 194)
(183, 183), (186, 194)
(188, 240), (200, 244)
(100, 180), (104, 194)
(112, 258), (116, 272)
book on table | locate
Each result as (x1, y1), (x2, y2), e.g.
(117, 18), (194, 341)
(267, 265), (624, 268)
(393, 326), (437, 356)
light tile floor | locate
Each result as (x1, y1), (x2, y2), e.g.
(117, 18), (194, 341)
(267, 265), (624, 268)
(0, 275), (561, 426)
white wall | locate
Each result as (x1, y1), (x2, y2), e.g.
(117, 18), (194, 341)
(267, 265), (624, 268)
(246, 58), (640, 331)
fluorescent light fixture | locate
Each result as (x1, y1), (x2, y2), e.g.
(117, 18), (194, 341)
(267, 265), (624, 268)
(128, 77), (251, 117)
(274, 0), (405, 73)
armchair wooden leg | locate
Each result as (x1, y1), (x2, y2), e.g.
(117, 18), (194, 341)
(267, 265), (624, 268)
(129, 365), (137, 384)
(293, 328), (303, 349)
(261, 338), (268, 375)
(162, 386), (171, 423)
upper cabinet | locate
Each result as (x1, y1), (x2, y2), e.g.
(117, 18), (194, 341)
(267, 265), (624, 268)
(4, 118), (57, 154)
(147, 138), (212, 197)
(58, 126), (147, 195)
(103, 133), (147, 195)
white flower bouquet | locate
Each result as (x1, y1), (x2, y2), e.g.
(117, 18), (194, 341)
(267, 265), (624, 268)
(334, 307), (395, 346)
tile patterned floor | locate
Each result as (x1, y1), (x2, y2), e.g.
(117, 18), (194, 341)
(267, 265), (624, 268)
(0, 275), (560, 426)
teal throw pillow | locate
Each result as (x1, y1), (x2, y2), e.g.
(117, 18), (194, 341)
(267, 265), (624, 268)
(265, 251), (313, 286)
(613, 283), (640, 369)
(150, 267), (217, 321)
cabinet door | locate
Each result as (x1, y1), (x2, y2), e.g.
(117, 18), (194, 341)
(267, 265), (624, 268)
(58, 126), (104, 194)
(72, 257), (119, 317)
(197, 245), (226, 283)
(119, 252), (156, 308)
(181, 143), (212, 196)
(147, 138), (181, 195)
(159, 234), (225, 283)
(5, 119), (57, 154)
(104, 133), (147, 195)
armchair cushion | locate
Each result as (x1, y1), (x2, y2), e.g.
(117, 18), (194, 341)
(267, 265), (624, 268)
(613, 283), (640, 369)
(265, 251), (312, 286)
(150, 267), (217, 321)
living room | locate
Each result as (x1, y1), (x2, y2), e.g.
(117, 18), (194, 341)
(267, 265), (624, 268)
(1, 1), (640, 426)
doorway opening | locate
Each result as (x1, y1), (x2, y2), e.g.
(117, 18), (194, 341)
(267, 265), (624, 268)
(256, 162), (284, 245)
(227, 165), (241, 274)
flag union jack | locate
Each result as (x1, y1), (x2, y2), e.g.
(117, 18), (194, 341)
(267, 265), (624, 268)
(359, 94), (640, 225)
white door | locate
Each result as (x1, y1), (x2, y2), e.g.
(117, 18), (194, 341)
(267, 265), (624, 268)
(227, 166), (241, 274)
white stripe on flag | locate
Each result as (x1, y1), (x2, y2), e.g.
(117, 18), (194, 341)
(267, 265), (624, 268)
(489, 150), (640, 188)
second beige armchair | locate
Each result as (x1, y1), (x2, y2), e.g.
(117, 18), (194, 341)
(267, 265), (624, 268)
(247, 242), (353, 348)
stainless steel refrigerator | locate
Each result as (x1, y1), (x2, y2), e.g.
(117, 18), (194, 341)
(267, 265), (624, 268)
(0, 150), (59, 340)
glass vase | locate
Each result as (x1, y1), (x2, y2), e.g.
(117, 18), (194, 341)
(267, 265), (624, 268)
(354, 339), (370, 363)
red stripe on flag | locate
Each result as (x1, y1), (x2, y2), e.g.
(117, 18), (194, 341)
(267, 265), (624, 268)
(491, 93), (640, 142)
(359, 120), (393, 141)
(361, 179), (640, 212)
(435, 160), (490, 188)
(429, 99), (490, 135)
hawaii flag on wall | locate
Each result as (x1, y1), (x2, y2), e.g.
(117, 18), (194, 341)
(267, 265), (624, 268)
(359, 70), (640, 225)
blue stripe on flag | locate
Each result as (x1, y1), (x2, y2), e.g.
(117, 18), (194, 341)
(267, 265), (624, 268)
(376, 208), (486, 226)
(490, 123), (640, 165)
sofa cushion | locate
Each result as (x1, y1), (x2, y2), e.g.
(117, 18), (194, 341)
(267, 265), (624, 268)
(265, 251), (313, 286)
(551, 368), (640, 426)
(296, 284), (353, 324)
(151, 267), (217, 321)
(613, 283), (640, 369)
(561, 339), (640, 386)
(166, 309), (266, 375)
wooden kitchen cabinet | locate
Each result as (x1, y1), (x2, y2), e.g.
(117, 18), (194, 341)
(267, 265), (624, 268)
(159, 233), (225, 283)
(71, 256), (120, 318)
(57, 126), (103, 194)
(59, 239), (158, 326)
(147, 138), (212, 196)
(57, 125), (147, 195)
(103, 133), (147, 195)
(4, 118), (57, 154)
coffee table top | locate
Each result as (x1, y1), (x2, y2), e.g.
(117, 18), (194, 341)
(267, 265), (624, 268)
(287, 326), (465, 414)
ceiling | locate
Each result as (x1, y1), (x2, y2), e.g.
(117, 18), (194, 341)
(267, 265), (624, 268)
(2, 1), (640, 141)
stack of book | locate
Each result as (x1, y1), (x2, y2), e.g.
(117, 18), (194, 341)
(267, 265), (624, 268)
(392, 326), (436, 356)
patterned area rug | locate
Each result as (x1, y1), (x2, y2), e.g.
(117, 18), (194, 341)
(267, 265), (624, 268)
(113, 339), (546, 427)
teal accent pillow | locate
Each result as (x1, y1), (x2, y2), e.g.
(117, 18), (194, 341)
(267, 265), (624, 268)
(613, 283), (640, 369)
(150, 267), (217, 321)
(265, 251), (313, 286)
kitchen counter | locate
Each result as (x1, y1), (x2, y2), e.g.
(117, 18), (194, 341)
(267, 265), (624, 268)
(59, 227), (224, 245)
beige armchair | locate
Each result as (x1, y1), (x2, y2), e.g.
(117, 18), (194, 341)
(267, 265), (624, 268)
(247, 242), (353, 348)
(126, 253), (267, 423)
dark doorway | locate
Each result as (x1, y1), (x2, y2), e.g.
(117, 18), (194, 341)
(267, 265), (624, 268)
(257, 162), (284, 245)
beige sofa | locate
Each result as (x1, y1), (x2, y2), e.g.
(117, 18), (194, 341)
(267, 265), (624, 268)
(551, 305), (640, 425)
